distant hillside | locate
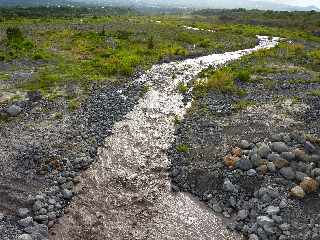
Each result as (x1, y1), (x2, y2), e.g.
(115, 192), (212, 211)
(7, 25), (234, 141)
(77, 0), (319, 11)
(0, 0), (319, 11)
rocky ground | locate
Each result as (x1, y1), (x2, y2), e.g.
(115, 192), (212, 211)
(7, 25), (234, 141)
(0, 79), (144, 239)
(2, 35), (318, 240)
(170, 55), (320, 239)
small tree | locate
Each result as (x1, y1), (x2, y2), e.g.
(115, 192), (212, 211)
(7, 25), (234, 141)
(6, 27), (24, 42)
(147, 35), (155, 49)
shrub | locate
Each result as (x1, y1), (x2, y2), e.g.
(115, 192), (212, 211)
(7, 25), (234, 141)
(147, 35), (155, 49)
(236, 70), (251, 82)
(68, 98), (80, 111)
(178, 82), (188, 94)
(309, 89), (320, 97)
(195, 68), (237, 94)
(6, 27), (24, 42)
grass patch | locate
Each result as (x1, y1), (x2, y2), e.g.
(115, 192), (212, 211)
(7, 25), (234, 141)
(233, 99), (256, 111)
(178, 82), (188, 94)
(176, 144), (190, 153)
(68, 98), (81, 111)
(309, 89), (320, 97)
(194, 67), (246, 96)
(236, 70), (251, 82)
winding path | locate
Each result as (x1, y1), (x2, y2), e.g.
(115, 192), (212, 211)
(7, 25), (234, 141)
(50, 36), (278, 240)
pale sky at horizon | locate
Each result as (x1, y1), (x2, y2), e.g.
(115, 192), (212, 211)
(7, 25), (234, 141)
(256, 0), (320, 7)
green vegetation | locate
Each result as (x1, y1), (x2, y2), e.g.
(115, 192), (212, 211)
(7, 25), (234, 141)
(176, 144), (190, 153)
(233, 99), (256, 111)
(194, 67), (247, 96)
(68, 98), (81, 111)
(0, 6), (319, 112)
(178, 82), (188, 94)
(174, 115), (182, 125)
(309, 89), (320, 97)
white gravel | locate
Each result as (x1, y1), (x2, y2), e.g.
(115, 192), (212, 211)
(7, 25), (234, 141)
(50, 36), (278, 240)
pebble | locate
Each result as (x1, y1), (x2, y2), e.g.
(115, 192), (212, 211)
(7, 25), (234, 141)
(290, 186), (305, 198)
(238, 209), (249, 220)
(311, 168), (320, 178)
(296, 171), (308, 182)
(304, 141), (316, 154)
(281, 152), (295, 161)
(279, 223), (291, 231)
(257, 143), (271, 158)
(273, 158), (289, 169)
(61, 189), (73, 199)
(17, 208), (30, 218)
(18, 217), (33, 228)
(239, 140), (251, 149)
(223, 179), (237, 193)
(267, 162), (276, 172)
(280, 167), (296, 180)
(271, 142), (289, 153)
(248, 234), (259, 240)
(247, 169), (257, 176)
(300, 177), (319, 193)
(236, 158), (253, 171)
(257, 216), (274, 227)
(266, 206), (280, 215)
(18, 234), (33, 240)
(6, 105), (22, 117)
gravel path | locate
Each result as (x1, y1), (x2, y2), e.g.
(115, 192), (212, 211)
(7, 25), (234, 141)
(50, 37), (278, 239)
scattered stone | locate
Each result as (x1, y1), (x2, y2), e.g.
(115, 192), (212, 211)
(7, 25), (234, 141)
(232, 147), (242, 157)
(273, 158), (289, 169)
(62, 189), (73, 199)
(34, 215), (49, 224)
(296, 171), (308, 182)
(280, 167), (295, 180)
(281, 152), (295, 161)
(249, 234), (259, 240)
(257, 216), (274, 227)
(293, 149), (307, 162)
(270, 142), (289, 153)
(257, 143), (271, 158)
(33, 201), (43, 212)
(6, 104), (22, 117)
(268, 153), (281, 161)
(211, 204), (223, 213)
(247, 169), (257, 176)
(267, 162), (276, 172)
(311, 168), (320, 178)
(304, 141), (316, 154)
(17, 208), (30, 218)
(236, 158), (253, 171)
(279, 223), (290, 231)
(266, 206), (280, 215)
(290, 186), (305, 199)
(238, 209), (249, 220)
(239, 140), (251, 149)
(18, 217), (33, 228)
(26, 91), (42, 102)
(256, 165), (268, 175)
(18, 234), (33, 240)
(224, 154), (239, 169)
(223, 179), (237, 193)
(311, 154), (320, 162)
(300, 177), (319, 193)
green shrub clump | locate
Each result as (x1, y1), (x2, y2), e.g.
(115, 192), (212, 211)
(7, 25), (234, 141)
(236, 70), (251, 82)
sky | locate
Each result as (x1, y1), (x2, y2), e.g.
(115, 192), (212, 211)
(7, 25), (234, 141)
(258, 0), (320, 7)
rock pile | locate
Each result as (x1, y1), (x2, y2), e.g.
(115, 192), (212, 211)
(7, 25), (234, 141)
(220, 132), (320, 239)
